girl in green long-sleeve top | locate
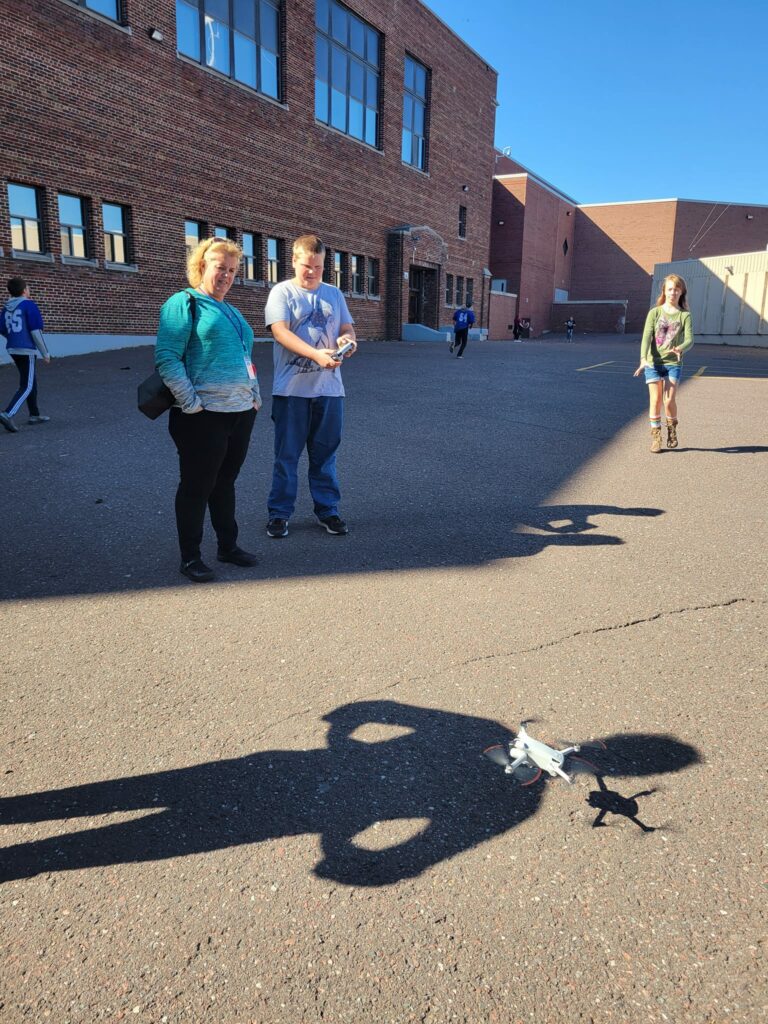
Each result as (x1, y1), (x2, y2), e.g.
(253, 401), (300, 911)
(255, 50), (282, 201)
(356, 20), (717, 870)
(633, 274), (694, 452)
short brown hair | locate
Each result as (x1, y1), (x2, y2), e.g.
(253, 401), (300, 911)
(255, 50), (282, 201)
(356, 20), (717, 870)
(292, 234), (326, 258)
(186, 237), (242, 287)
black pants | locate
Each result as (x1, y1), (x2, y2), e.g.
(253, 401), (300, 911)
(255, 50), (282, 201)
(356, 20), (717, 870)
(5, 354), (40, 417)
(454, 328), (469, 357)
(168, 407), (256, 561)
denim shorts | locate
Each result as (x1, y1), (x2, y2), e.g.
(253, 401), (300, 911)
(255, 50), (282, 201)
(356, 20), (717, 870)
(644, 363), (682, 384)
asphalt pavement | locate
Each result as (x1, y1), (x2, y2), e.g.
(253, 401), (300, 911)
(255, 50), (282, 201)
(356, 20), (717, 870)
(1, 335), (766, 1023)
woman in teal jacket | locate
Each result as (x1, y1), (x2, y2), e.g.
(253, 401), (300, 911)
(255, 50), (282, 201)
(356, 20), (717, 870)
(156, 237), (262, 582)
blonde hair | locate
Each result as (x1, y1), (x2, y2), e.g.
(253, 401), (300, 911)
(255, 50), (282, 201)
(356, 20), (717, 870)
(292, 234), (326, 258)
(655, 274), (688, 310)
(186, 237), (242, 287)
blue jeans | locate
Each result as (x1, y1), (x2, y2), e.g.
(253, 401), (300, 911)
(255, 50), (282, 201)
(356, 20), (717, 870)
(268, 395), (344, 519)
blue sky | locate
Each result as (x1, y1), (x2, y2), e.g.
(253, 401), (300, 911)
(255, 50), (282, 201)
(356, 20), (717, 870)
(425, 0), (768, 207)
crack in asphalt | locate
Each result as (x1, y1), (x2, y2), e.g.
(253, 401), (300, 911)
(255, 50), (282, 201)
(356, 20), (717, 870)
(252, 597), (763, 743)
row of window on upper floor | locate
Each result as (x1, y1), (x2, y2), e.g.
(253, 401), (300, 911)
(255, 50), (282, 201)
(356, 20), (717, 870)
(5, 181), (382, 296)
(67, 0), (431, 173)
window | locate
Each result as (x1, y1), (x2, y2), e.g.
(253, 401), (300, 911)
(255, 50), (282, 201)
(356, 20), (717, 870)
(445, 273), (453, 306)
(456, 276), (464, 306)
(402, 55), (428, 170)
(367, 257), (380, 297)
(103, 203), (129, 263)
(214, 225), (231, 238)
(562, 238), (569, 256)
(176, 0), (281, 99)
(458, 205), (467, 239)
(267, 237), (281, 284)
(315, 0), (379, 146)
(8, 184), (44, 253)
(185, 219), (204, 252)
(350, 254), (364, 294)
(242, 231), (260, 280)
(466, 278), (474, 308)
(72, 0), (121, 20)
(333, 251), (346, 290)
(58, 194), (88, 258)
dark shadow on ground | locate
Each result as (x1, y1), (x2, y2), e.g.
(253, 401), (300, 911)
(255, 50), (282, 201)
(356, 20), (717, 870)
(675, 446), (768, 454)
(0, 701), (700, 886)
(0, 342), (677, 601)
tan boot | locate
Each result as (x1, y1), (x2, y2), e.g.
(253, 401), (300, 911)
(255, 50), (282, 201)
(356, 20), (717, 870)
(666, 418), (678, 448)
(650, 426), (663, 453)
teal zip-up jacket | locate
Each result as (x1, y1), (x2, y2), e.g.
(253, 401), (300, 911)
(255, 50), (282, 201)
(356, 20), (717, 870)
(640, 306), (694, 367)
(155, 288), (261, 413)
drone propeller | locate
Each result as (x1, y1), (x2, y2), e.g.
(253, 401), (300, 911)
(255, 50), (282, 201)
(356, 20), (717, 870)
(556, 738), (608, 751)
(482, 743), (511, 767)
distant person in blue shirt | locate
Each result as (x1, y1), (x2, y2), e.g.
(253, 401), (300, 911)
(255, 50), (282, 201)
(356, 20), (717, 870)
(450, 301), (475, 358)
(0, 277), (51, 433)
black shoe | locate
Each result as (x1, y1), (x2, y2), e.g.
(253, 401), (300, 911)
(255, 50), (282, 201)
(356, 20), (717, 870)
(266, 518), (289, 538)
(0, 412), (18, 433)
(318, 514), (348, 535)
(179, 558), (215, 582)
(217, 546), (258, 567)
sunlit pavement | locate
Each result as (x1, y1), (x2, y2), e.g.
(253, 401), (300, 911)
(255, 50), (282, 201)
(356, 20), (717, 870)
(2, 336), (766, 1023)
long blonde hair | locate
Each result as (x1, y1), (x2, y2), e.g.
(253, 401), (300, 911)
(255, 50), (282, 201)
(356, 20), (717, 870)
(186, 237), (242, 287)
(655, 274), (688, 310)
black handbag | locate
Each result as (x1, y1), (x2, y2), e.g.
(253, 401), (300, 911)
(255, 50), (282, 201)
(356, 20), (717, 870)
(138, 292), (197, 419)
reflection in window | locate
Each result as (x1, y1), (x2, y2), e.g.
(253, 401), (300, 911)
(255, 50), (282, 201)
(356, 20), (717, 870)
(103, 203), (129, 263)
(58, 194), (88, 258)
(185, 219), (204, 252)
(402, 55), (429, 170)
(176, 0), (280, 99)
(350, 254), (364, 294)
(72, 0), (120, 20)
(242, 232), (259, 280)
(315, 0), (379, 147)
(267, 237), (281, 284)
(214, 225), (231, 238)
(8, 183), (43, 253)
(367, 257), (380, 297)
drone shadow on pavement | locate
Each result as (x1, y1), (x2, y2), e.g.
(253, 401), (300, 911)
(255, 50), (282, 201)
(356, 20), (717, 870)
(0, 701), (701, 887)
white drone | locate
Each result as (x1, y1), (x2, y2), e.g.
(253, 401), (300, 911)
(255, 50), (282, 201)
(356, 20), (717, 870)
(483, 721), (604, 785)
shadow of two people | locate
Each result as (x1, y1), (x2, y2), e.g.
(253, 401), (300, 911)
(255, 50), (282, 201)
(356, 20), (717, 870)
(0, 701), (700, 887)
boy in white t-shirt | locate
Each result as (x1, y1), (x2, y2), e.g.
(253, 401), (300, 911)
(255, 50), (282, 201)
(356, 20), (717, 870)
(263, 235), (356, 538)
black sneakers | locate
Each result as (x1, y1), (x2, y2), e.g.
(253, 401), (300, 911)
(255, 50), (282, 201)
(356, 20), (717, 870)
(179, 558), (215, 583)
(318, 515), (348, 535)
(217, 546), (258, 566)
(266, 518), (289, 538)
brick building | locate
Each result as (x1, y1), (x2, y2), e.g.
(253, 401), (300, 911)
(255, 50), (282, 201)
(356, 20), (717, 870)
(0, 0), (497, 356)
(491, 154), (768, 337)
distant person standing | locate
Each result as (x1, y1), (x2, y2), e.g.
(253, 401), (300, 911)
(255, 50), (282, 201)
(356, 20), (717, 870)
(565, 316), (575, 341)
(451, 301), (475, 358)
(0, 277), (51, 433)
(512, 316), (521, 341)
(633, 274), (694, 453)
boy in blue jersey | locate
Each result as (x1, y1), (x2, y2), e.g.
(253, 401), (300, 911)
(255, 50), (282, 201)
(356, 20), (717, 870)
(0, 277), (51, 433)
(451, 301), (475, 358)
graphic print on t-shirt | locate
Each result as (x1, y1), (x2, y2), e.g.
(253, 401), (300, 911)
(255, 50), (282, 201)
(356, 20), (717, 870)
(288, 296), (337, 374)
(655, 313), (681, 349)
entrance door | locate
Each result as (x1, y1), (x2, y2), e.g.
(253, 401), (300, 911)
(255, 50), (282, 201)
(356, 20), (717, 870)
(408, 266), (426, 323)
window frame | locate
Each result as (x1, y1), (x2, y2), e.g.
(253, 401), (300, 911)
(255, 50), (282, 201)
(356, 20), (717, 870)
(466, 278), (474, 308)
(58, 192), (90, 260)
(102, 201), (131, 265)
(401, 54), (429, 171)
(350, 254), (364, 295)
(367, 257), (380, 297)
(176, 0), (282, 101)
(314, 0), (380, 148)
(241, 231), (262, 282)
(185, 218), (205, 253)
(266, 236), (282, 285)
(456, 275), (464, 307)
(445, 272), (454, 306)
(67, 0), (123, 23)
(8, 183), (45, 255)
(458, 205), (467, 240)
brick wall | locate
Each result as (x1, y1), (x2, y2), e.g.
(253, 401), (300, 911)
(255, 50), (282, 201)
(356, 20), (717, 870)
(0, 0), (497, 343)
(551, 302), (628, 334)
